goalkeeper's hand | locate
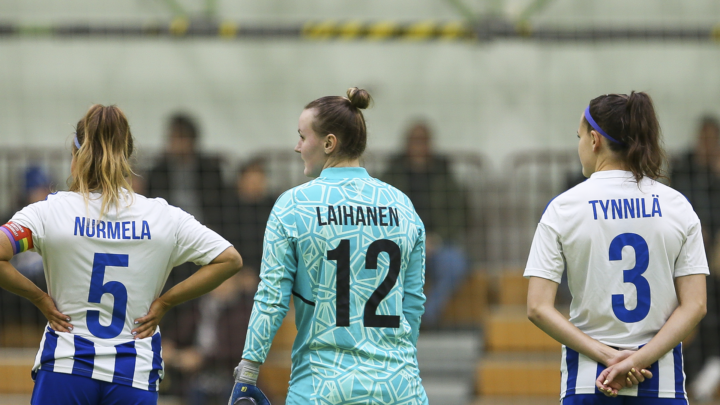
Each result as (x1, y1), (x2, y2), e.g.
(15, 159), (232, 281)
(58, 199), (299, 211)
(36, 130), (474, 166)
(228, 359), (271, 405)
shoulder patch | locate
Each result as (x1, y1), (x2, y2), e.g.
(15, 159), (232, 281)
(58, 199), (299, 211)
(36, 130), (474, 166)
(1, 222), (34, 254)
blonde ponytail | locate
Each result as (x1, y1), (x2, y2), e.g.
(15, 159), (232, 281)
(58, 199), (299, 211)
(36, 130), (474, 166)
(69, 104), (135, 218)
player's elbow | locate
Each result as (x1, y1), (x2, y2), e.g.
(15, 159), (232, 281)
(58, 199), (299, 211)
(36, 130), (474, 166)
(219, 247), (243, 274)
(681, 297), (707, 325)
(230, 250), (243, 273)
(695, 299), (707, 320)
(526, 301), (547, 325)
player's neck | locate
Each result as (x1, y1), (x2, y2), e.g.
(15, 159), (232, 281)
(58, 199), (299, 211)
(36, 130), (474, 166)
(323, 158), (360, 169)
(594, 156), (627, 173)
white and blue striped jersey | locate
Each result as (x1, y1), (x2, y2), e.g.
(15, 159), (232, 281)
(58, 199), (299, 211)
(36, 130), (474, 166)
(9, 191), (231, 391)
(525, 170), (709, 399)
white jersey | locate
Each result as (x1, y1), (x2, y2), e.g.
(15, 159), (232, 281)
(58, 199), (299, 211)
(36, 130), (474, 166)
(9, 191), (231, 391)
(525, 170), (708, 398)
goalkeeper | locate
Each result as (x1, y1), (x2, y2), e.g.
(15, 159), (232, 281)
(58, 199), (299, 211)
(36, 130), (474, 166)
(229, 88), (428, 405)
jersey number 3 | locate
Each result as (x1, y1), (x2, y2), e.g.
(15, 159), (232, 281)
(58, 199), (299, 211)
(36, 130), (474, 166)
(327, 239), (401, 328)
(87, 253), (129, 339)
(609, 233), (651, 323)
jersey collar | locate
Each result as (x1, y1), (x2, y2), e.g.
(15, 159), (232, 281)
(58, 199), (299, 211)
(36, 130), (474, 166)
(589, 170), (635, 179)
(319, 167), (370, 179)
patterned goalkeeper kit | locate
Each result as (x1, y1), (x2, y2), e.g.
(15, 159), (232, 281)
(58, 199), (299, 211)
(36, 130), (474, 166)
(243, 167), (428, 405)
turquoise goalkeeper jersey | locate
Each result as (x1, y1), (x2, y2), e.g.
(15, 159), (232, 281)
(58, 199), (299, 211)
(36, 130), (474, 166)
(243, 167), (428, 405)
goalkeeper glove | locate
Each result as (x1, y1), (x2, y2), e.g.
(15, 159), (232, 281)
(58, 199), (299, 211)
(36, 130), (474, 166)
(228, 360), (271, 405)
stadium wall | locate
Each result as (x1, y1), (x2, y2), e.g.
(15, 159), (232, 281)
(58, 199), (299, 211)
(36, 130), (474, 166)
(1, 1), (720, 165)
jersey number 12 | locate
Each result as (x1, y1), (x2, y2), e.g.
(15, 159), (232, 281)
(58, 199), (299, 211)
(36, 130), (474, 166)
(609, 233), (651, 323)
(327, 239), (401, 328)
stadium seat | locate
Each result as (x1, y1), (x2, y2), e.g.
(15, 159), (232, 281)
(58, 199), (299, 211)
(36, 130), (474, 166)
(0, 349), (36, 394)
(471, 395), (560, 405)
(440, 270), (489, 327)
(473, 270), (563, 400)
(497, 270), (529, 306)
(0, 324), (44, 348)
(476, 352), (560, 396)
(485, 305), (560, 352)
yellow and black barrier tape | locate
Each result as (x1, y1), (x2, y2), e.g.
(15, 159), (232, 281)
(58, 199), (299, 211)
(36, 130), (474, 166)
(302, 20), (474, 41)
(712, 23), (720, 42)
(0, 20), (717, 42)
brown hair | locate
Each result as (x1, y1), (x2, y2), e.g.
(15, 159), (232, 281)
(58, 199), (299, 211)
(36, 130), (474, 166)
(169, 113), (199, 142)
(584, 91), (667, 182)
(69, 104), (135, 218)
(304, 87), (372, 160)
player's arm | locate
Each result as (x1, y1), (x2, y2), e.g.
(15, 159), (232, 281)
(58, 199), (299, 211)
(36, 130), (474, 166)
(0, 223), (72, 332)
(403, 226), (426, 345)
(525, 220), (651, 392)
(527, 277), (625, 365)
(525, 221), (622, 365)
(596, 274), (707, 396)
(241, 208), (297, 363)
(230, 205), (297, 405)
(131, 246), (242, 339)
(528, 277), (651, 396)
(597, 216), (709, 395)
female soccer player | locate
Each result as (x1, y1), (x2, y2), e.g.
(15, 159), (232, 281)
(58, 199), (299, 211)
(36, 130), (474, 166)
(525, 92), (708, 404)
(0, 104), (242, 404)
(229, 88), (428, 405)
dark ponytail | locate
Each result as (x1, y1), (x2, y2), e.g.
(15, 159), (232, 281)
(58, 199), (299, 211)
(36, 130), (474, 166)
(304, 87), (372, 160)
(585, 91), (667, 183)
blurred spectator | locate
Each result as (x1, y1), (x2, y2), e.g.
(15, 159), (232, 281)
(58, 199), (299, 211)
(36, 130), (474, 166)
(161, 269), (258, 405)
(222, 158), (276, 272)
(3, 166), (52, 282)
(382, 121), (470, 327)
(145, 113), (225, 233)
(0, 166), (52, 342)
(673, 116), (720, 401)
(687, 253), (720, 402)
(671, 116), (720, 248)
(146, 113), (228, 372)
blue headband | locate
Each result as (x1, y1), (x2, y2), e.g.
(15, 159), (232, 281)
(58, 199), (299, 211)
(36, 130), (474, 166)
(73, 133), (81, 149)
(584, 106), (624, 145)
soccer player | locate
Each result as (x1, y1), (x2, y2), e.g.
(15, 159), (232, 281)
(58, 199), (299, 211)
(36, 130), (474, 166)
(525, 92), (708, 404)
(0, 104), (242, 405)
(229, 88), (428, 405)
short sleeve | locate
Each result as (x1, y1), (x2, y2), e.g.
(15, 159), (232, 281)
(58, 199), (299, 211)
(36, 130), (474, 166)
(524, 222), (565, 283)
(170, 207), (232, 267)
(9, 201), (45, 254)
(674, 218), (710, 277)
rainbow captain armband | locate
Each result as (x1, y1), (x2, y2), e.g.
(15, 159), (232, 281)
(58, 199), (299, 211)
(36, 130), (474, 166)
(1, 222), (34, 254)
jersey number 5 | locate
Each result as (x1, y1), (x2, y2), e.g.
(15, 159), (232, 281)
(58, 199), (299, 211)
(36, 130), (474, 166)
(609, 233), (651, 323)
(87, 253), (129, 339)
(327, 239), (401, 328)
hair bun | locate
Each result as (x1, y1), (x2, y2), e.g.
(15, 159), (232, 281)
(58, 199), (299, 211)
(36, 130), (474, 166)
(346, 87), (372, 110)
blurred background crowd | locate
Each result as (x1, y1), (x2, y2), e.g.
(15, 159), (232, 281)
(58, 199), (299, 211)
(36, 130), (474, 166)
(4, 112), (720, 404)
(2, 1), (720, 405)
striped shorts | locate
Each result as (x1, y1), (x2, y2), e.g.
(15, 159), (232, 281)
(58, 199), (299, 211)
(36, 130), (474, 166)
(560, 343), (687, 400)
(32, 327), (163, 392)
